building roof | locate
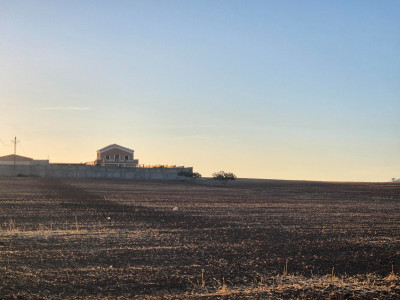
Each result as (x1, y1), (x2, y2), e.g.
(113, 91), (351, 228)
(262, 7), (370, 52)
(0, 154), (33, 161)
(98, 144), (134, 153)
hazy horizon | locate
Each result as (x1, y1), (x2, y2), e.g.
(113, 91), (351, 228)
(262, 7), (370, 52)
(1, 1), (399, 181)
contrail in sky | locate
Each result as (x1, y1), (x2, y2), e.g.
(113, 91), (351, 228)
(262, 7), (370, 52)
(40, 107), (91, 111)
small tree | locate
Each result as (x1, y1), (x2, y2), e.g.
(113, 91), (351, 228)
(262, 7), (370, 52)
(178, 170), (202, 181)
(212, 171), (236, 185)
(192, 172), (202, 179)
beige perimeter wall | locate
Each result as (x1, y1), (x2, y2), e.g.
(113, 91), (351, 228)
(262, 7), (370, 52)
(0, 165), (193, 180)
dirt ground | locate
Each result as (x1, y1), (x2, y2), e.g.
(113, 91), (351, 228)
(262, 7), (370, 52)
(0, 177), (399, 299)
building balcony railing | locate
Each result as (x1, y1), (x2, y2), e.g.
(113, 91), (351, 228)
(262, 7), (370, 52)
(90, 159), (139, 166)
(103, 159), (139, 163)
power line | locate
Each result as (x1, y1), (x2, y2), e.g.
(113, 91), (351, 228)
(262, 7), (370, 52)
(0, 138), (12, 147)
(19, 142), (28, 156)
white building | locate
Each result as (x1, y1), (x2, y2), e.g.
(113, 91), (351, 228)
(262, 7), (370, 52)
(89, 144), (139, 167)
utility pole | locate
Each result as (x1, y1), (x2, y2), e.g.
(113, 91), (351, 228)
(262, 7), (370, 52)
(11, 137), (20, 166)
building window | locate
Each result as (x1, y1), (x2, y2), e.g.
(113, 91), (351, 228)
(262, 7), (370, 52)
(115, 155), (120, 161)
(125, 155), (129, 160)
(105, 155), (110, 160)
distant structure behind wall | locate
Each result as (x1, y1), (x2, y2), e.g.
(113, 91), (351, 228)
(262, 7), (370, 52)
(0, 154), (49, 166)
(88, 144), (139, 167)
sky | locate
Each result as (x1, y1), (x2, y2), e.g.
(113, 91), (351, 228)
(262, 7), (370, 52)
(0, 0), (399, 181)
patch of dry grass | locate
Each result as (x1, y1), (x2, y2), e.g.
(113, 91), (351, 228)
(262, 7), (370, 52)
(159, 273), (400, 299)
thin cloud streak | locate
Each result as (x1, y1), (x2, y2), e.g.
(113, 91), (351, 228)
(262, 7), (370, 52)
(40, 107), (91, 111)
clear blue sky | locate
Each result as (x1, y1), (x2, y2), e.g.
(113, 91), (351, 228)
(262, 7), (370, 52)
(1, 1), (399, 181)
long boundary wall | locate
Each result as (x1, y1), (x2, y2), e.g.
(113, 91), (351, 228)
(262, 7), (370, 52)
(0, 165), (193, 180)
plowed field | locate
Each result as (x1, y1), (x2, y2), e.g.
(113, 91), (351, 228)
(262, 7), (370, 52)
(1, 177), (399, 299)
